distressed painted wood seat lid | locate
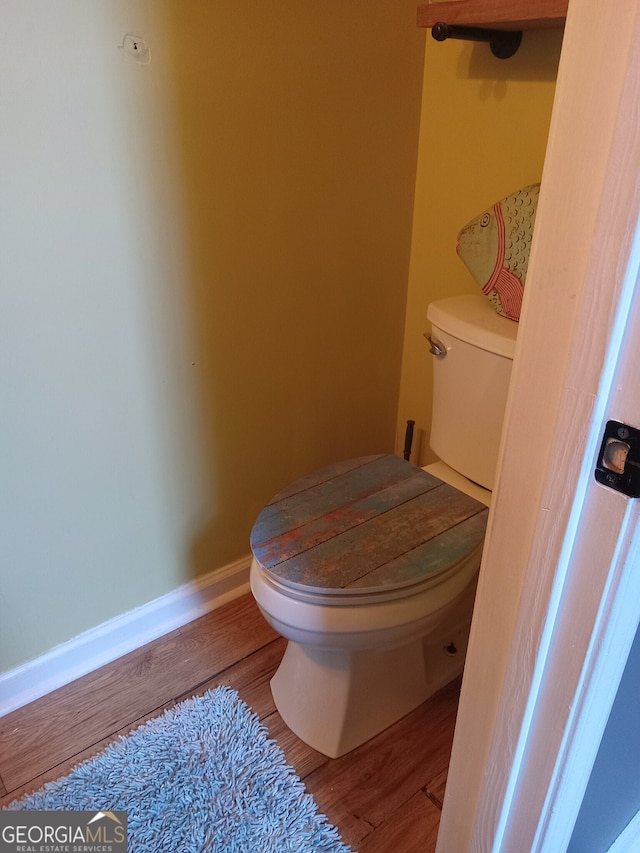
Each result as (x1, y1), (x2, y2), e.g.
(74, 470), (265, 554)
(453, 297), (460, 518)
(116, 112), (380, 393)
(250, 454), (488, 595)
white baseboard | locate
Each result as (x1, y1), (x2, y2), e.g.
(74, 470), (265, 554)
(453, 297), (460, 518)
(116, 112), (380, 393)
(0, 555), (252, 717)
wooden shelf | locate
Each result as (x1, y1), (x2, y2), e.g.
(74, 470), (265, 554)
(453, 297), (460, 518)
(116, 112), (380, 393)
(417, 0), (568, 30)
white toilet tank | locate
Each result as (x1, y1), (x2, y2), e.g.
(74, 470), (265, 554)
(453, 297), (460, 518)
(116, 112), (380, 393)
(427, 294), (518, 491)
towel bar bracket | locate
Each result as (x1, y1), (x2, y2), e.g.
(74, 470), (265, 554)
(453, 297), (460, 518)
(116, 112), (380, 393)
(431, 22), (522, 59)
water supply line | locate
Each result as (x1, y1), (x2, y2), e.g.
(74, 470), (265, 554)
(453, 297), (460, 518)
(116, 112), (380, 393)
(403, 420), (415, 462)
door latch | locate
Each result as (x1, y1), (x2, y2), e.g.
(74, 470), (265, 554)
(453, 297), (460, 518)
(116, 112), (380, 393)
(595, 420), (640, 497)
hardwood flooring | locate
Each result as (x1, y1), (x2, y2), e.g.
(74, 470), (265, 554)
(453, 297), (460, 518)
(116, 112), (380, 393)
(0, 593), (460, 851)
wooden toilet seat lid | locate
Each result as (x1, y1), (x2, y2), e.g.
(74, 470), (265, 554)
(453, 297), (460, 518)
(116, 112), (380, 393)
(250, 455), (488, 595)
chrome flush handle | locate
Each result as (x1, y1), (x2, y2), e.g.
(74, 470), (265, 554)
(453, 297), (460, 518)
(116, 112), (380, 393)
(424, 333), (447, 358)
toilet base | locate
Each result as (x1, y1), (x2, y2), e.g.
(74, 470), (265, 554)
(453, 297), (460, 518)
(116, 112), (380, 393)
(271, 616), (471, 758)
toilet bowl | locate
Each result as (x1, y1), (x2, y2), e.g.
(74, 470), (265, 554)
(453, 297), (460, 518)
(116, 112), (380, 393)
(250, 294), (517, 758)
(250, 453), (489, 758)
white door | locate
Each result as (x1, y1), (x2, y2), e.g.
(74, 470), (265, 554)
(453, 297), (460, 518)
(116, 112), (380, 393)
(436, 1), (640, 850)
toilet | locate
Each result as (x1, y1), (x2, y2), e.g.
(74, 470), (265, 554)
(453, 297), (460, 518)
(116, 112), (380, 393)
(250, 294), (518, 758)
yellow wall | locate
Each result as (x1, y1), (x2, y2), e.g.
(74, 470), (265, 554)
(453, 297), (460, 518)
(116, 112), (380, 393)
(162, 2), (425, 567)
(0, 1), (424, 673)
(396, 30), (563, 465)
(0, 5), (565, 677)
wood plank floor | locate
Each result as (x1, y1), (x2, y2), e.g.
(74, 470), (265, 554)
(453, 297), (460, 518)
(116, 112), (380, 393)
(0, 593), (460, 851)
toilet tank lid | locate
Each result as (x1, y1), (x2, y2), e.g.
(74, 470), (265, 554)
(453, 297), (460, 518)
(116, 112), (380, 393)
(427, 294), (518, 359)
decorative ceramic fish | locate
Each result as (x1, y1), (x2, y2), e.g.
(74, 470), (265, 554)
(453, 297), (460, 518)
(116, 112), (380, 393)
(456, 183), (540, 322)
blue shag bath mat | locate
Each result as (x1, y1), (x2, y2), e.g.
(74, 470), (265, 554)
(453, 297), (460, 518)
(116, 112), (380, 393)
(4, 686), (352, 853)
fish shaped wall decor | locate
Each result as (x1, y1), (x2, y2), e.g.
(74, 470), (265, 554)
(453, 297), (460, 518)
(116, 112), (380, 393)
(456, 183), (540, 322)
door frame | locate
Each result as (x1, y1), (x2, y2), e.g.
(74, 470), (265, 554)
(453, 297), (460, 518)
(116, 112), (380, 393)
(435, 1), (640, 850)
